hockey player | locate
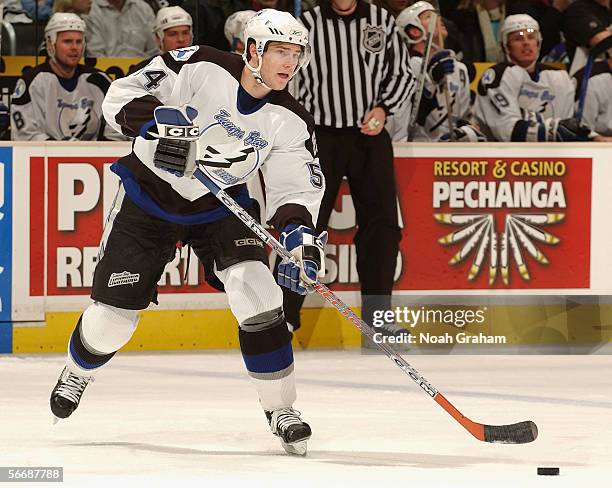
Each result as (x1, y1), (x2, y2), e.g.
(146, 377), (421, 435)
(474, 14), (593, 142)
(573, 48), (612, 140)
(49, 9), (325, 456)
(128, 6), (193, 74)
(154, 6), (193, 53)
(389, 1), (483, 142)
(11, 13), (122, 141)
(224, 10), (256, 55)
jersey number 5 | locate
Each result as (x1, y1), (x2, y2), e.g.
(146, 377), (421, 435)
(307, 162), (324, 189)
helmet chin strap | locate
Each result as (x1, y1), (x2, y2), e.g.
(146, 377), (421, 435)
(245, 54), (275, 91)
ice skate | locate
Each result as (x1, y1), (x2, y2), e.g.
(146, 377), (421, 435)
(266, 407), (311, 456)
(50, 367), (92, 422)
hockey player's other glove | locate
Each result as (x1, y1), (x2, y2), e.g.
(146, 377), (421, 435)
(152, 105), (199, 177)
(439, 120), (487, 142)
(549, 118), (592, 142)
(278, 224), (327, 295)
(427, 50), (455, 85)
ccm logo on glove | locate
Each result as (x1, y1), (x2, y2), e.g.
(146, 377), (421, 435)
(165, 126), (199, 138)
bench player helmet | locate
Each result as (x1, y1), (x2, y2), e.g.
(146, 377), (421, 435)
(154, 6), (193, 43)
(45, 12), (86, 58)
(396, 1), (436, 45)
(225, 10), (256, 52)
(501, 14), (542, 62)
(242, 9), (311, 88)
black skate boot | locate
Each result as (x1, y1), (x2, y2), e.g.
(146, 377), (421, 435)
(265, 407), (311, 456)
(50, 367), (92, 421)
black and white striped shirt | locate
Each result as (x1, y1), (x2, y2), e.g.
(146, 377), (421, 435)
(293, 1), (415, 129)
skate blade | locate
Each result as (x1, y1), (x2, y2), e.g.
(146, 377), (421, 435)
(280, 437), (309, 456)
(52, 415), (61, 425)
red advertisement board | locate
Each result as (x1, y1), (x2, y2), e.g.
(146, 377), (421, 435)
(394, 157), (591, 289)
(29, 155), (591, 297)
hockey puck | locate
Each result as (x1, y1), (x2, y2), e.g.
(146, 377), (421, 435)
(537, 467), (560, 476)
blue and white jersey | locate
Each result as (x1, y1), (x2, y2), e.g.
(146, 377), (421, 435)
(574, 61), (612, 137)
(474, 62), (576, 142)
(11, 62), (122, 141)
(103, 46), (324, 229)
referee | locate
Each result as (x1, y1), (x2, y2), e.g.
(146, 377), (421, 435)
(280, 0), (416, 340)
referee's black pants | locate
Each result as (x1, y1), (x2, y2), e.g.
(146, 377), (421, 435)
(278, 126), (401, 330)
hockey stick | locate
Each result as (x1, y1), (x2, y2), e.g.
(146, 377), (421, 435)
(437, 25), (456, 141)
(193, 166), (538, 445)
(407, 12), (438, 141)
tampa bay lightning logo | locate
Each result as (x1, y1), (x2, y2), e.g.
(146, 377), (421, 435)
(170, 46), (199, 61)
(481, 68), (496, 86)
(57, 97), (96, 140)
(12, 79), (26, 99)
(197, 109), (267, 186)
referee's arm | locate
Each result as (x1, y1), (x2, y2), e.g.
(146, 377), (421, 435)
(378, 23), (416, 116)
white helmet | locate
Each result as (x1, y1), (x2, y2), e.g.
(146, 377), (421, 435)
(154, 6), (193, 41)
(501, 14), (541, 63)
(225, 10), (256, 50)
(45, 13), (86, 58)
(396, 1), (435, 44)
(242, 9), (310, 88)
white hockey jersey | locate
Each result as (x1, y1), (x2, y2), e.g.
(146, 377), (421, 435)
(102, 46), (324, 229)
(386, 54), (471, 142)
(474, 63), (576, 142)
(574, 61), (612, 136)
(11, 62), (122, 141)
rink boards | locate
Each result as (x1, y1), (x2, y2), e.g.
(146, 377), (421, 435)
(1, 141), (612, 353)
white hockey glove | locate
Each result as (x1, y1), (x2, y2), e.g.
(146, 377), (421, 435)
(278, 225), (327, 295)
(152, 105), (199, 177)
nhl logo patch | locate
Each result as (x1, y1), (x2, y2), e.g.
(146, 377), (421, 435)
(362, 25), (385, 53)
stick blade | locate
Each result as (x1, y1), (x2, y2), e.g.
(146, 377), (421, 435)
(484, 420), (538, 444)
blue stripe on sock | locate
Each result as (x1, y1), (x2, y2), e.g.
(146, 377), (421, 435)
(242, 342), (294, 374)
(69, 333), (109, 371)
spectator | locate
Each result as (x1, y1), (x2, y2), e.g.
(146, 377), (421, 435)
(3, 0), (33, 24)
(573, 54), (612, 140)
(446, 0), (507, 63)
(10, 13), (123, 140)
(507, 1), (571, 61)
(53, 0), (92, 14)
(282, 0), (415, 342)
(388, 1), (481, 141)
(22, 0), (54, 21)
(216, 0), (317, 17)
(128, 6), (193, 73)
(85, 0), (158, 58)
(224, 10), (256, 54)
(562, 0), (611, 70)
(474, 14), (592, 142)
(181, 0), (230, 50)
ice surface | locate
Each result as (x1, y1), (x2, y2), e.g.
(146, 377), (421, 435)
(1, 351), (610, 487)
